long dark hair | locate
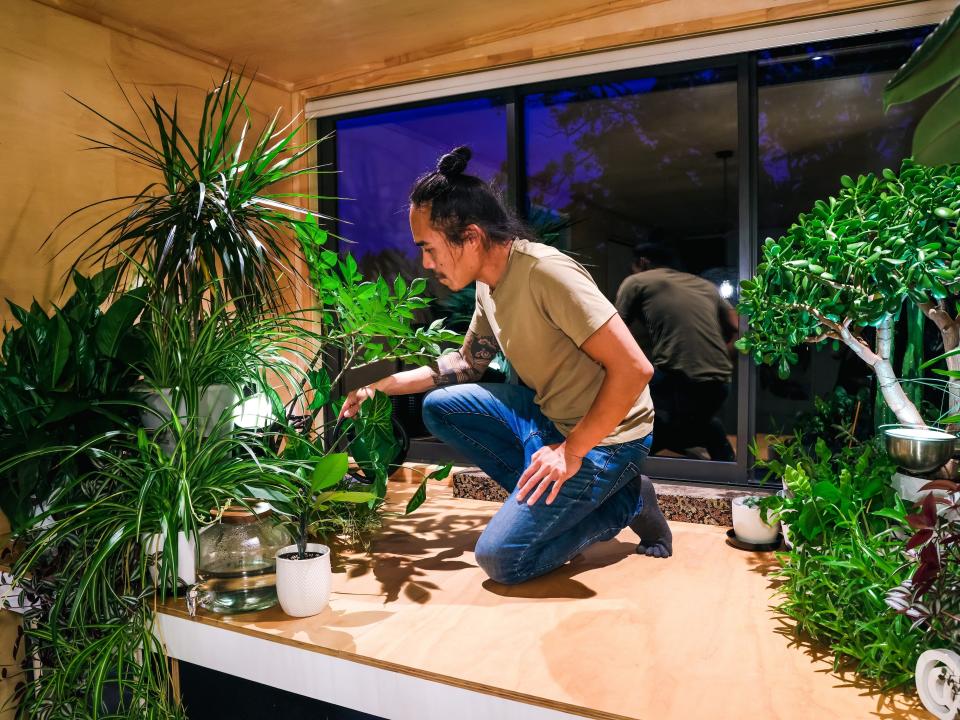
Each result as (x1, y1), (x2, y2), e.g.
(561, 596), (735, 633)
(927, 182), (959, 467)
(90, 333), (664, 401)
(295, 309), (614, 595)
(409, 146), (528, 248)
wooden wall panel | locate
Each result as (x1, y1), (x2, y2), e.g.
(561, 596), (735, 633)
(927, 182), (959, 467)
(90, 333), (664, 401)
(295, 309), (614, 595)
(0, 0), (294, 321)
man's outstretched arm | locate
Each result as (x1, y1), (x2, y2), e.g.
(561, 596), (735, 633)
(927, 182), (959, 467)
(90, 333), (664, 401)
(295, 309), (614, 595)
(339, 329), (500, 418)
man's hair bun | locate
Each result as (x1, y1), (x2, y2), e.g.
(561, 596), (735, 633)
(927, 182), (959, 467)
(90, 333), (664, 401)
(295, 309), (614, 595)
(437, 146), (471, 178)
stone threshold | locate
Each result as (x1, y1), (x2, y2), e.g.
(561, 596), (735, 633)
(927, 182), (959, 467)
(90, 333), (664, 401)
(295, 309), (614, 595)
(452, 468), (774, 526)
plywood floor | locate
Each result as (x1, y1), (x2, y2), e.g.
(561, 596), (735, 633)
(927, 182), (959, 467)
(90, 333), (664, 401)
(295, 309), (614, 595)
(160, 486), (926, 720)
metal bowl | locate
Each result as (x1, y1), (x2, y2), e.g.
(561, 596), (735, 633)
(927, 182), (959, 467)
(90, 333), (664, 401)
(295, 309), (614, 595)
(884, 427), (957, 474)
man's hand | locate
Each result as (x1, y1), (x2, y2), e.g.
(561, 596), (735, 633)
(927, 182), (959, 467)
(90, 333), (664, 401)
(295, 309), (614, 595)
(515, 443), (585, 506)
(339, 385), (376, 419)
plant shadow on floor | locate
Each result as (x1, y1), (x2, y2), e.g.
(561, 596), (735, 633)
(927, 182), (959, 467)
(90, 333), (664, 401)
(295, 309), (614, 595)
(335, 506), (489, 604)
(744, 551), (787, 591)
(331, 499), (641, 603)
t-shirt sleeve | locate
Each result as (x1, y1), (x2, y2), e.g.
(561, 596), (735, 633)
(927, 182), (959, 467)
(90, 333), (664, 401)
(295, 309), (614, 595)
(467, 285), (495, 338)
(532, 256), (617, 348)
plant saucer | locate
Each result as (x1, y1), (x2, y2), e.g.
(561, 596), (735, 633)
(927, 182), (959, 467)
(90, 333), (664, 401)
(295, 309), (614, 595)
(725, 528), (783, 552)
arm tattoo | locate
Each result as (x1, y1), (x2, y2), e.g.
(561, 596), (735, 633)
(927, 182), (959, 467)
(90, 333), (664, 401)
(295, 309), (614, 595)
(433, 330), (500, 386)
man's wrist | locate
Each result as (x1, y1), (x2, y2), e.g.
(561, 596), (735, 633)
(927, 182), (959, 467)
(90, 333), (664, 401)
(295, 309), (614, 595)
(561, 441), (589, 459)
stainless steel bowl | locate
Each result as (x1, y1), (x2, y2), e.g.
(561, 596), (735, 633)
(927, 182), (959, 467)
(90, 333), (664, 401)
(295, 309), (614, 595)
(884, 427), (957, 474)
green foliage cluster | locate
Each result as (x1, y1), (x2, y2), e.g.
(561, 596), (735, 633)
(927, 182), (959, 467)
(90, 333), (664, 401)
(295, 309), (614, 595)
(757, 437), (928, 688)
(738, 160), (960, 380)
(0, 73), (455, 718)
(0, 266), (146, 531)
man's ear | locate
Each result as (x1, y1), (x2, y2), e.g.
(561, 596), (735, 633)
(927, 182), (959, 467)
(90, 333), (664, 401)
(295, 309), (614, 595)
(461, 224), (484, 248)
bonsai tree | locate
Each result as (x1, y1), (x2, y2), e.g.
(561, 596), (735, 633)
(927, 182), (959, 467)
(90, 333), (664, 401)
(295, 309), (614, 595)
(738, 159), (960, 429)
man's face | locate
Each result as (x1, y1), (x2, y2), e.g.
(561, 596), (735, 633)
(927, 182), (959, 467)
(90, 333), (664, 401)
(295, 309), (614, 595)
(409, 205), (478, 291)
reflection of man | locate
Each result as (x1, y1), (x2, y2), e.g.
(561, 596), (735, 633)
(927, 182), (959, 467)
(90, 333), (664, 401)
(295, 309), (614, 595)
(615, 243), (738, 461)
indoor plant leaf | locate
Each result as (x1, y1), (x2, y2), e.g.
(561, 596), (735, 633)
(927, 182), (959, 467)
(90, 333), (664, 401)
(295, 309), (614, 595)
(310, 452), (349, 494)
(883, 4), (960, 108)
(94, 286), (148, 358)
(911, 77), (960, 164)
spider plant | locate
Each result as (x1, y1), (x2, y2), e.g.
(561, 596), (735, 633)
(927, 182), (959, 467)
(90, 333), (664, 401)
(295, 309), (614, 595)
(49, 69), (334, 326)
(4, 410), (309, 717)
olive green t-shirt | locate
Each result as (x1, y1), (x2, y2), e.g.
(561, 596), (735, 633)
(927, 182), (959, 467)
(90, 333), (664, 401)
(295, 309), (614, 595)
(467, 239), (654, 445)
(614, 267), (733, 383)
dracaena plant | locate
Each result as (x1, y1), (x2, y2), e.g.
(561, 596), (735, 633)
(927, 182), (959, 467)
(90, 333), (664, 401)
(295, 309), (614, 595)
(738, 159), (960, 429)
(49, 69), (331, 325)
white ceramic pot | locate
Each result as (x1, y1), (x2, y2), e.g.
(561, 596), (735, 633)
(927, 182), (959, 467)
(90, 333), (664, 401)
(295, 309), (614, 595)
(139, 384), (238, 437)
(143, 531), (197, 586)
(731, 496), (780, 545)
(276, 543), (332, 618)
(916, 648), (960, 720)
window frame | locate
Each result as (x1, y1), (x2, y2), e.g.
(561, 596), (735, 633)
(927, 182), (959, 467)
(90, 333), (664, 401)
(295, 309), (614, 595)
(314, 15), (939, 486)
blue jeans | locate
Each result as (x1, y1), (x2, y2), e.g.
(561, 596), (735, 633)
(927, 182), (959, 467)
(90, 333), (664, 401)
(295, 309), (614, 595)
(422, 383), (651, 585)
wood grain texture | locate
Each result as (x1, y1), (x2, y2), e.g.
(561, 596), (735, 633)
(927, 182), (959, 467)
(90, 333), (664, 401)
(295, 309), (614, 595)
(161, 485), (926, 720)
(0, 0), (299, 322)
(33, 0), (918, 100)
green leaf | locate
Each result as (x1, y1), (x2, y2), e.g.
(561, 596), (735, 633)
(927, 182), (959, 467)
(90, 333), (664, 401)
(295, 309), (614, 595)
(306, 368), (332, 410)
(310, 452), (349, 493)
(323, 490), (377, 504)
(47, 312), (72, 388)
(884, 4), (960, 108)
(94, 286), (148, 358)
(912, 78), (960, 165)
(427, 463), (453, 481)
(87, 264), (121, 303)
(405, 480), (428, 515)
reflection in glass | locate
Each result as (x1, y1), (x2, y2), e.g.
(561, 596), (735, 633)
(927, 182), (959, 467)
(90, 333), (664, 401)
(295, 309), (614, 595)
(335, 98), (508, 287)
(524, 67), (739, 461)
(755, 27), (935, 455)
(334, 98), (509, 393)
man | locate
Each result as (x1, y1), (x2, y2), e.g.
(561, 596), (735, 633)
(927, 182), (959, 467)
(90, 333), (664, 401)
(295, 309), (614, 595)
(615, 243), (738, 462)
(340, 146), (673, 585)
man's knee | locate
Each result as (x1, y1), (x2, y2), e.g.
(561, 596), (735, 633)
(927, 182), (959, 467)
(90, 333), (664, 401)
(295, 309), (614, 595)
(474, 533), (527, 586)
(421, 384), (485, 436)
(420, 389), (445, 435)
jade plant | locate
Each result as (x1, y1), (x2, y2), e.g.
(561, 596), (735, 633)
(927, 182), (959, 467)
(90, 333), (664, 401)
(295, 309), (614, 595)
(738, 159), (960, 429)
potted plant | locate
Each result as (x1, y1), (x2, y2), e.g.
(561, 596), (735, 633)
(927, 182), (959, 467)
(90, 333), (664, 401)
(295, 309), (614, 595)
(738, 160), (960, 436)
(887, 484), (960, 719)
(731, 495), (780, 546)
(263, 444), (372, 617)
(0, 265), (146, 532)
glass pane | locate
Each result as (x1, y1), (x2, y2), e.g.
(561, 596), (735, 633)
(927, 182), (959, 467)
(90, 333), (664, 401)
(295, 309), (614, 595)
(335, 98), (508, 290)
(333, 98), (508, 422)
(525, 66), (740, 462)
(755, 27), (936, 457)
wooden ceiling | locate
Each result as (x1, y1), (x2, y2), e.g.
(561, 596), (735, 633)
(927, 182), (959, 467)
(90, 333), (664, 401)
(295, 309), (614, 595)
(35, 0), (916, 98)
